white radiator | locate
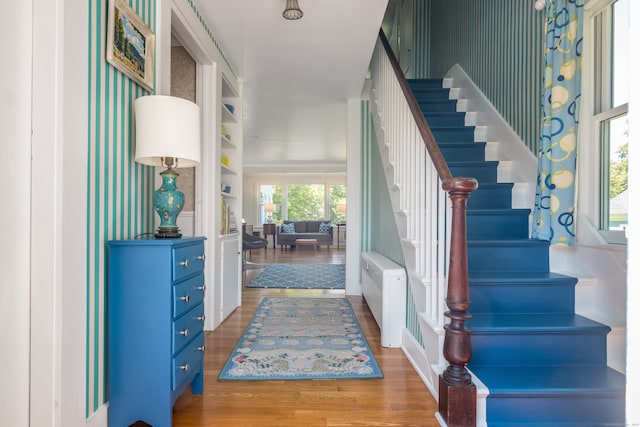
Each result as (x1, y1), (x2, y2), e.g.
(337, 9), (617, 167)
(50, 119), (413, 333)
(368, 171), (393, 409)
(361, 251), (407, 348)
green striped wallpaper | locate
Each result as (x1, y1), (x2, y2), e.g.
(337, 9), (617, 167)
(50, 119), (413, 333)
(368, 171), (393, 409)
(428, 0), (545, 154)
(360, 100), (373, 253)
(87, 0), (156, 415)
(361, 100), (422, 345)
(369, 133), (404, 263)
(413, 0), (431, 78)
(86, 0), (234, 417)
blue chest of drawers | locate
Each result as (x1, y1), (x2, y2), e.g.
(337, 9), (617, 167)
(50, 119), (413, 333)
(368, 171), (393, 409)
(107, 237), (206, 427)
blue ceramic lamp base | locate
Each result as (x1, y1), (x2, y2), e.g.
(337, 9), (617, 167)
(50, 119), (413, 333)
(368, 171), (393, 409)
(153, 170), (185, 239)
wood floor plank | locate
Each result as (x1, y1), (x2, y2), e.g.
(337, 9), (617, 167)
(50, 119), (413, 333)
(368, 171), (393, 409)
(172, 247), (440, 426)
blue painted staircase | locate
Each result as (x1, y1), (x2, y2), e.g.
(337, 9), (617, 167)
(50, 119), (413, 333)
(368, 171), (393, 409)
(408, 78), (626, 426)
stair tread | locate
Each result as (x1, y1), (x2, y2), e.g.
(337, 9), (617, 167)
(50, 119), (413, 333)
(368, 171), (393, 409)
(430, 125), (474, 130)
(423, 111), (464, 116)
(469, 313), (611, 332)
(470, 365), (626, 395)
(476, 182), (514, 189)
(439, 141), (485, 147)
(468, 239), (549, 246)
(449, 161), (498, 167)
(467, 208), (531, 215)
(469, 271), (577, 284)
(488, 423), (624, 427)
(417, 98), (455, 102)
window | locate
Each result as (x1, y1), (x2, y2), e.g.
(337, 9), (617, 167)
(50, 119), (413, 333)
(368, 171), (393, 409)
(585, 0), (629, 243)
(286, 184), (325, 221)
(329, 184), (347, 224)
(256, 182), (346, 224)
(258, 184), (282, 224)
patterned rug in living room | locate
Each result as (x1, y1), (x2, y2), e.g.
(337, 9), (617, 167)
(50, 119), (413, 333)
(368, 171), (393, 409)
(246, 263), (345, 289)
(218, 297), (383, 380)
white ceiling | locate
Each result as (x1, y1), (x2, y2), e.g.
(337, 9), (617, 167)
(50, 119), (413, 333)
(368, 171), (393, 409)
(191, 0), (389, 173)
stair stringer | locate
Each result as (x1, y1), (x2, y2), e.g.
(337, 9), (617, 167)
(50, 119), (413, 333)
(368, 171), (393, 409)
(369, 85), (454, 401)
(444, 64), (537, 209)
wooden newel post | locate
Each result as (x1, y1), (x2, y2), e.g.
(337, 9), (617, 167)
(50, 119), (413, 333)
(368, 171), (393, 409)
(439, 177), (477, 427)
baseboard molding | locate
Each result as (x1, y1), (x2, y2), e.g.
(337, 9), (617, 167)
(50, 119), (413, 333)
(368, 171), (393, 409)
(401, 329), (439, 398)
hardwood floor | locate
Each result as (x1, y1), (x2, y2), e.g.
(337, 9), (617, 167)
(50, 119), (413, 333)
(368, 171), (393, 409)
(172, 247), (440, 426)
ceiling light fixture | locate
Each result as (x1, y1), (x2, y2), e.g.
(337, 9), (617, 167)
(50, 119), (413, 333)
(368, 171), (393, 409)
(283, 0), (303, 20)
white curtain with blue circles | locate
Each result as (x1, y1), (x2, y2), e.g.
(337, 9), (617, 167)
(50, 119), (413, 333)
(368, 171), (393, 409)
(532, 0), (584, 245)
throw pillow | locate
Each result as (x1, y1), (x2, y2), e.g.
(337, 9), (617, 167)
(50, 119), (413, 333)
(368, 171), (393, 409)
(319, 222), (331, 234)
(281, 223), (295, 234)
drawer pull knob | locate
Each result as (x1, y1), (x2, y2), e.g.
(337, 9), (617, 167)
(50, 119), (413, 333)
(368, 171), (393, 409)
(180, 259), (190, 268)
(197, 345), (206, 352)
(180, 329), (189, 337)
(197, 315), (206, 322)
(197, 254), (206, 261)
(180, 295), (190, 303)
(197, 285), (206, 291)
(180, 363), (190, 372)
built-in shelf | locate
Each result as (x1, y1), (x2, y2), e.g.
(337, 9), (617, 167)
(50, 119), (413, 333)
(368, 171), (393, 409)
(221, 103), (237, 123)
(221, 134), (236, 149)
(221, 164), (237, 175)
(220, 191), (237, 199)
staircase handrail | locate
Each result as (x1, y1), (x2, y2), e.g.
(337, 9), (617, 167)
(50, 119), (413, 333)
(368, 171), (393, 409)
(376, 29), (478, 426)
(377, 30), (453, 181)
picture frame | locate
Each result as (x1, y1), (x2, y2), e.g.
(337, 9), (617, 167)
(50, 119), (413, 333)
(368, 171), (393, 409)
(106, 0), (155, 92)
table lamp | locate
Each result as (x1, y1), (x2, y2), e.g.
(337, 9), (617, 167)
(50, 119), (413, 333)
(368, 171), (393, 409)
(337, 203), (346, 223)
(263, 203), (276, 223)
(134, 95), (201, 238)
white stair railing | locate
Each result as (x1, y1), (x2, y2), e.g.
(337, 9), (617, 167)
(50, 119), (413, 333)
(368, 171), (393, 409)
(369, 34), (452, 390)
(369, 35), (478, 427)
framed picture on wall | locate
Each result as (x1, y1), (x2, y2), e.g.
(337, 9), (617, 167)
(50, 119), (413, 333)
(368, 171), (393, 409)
(106, 0), (155, 91)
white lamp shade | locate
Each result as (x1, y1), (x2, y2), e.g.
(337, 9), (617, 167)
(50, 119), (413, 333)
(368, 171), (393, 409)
(263, 203), (276, 213)
(134, 95), (201, 168)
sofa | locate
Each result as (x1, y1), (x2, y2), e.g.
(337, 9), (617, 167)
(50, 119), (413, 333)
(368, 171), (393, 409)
(276, 220), (333, 250)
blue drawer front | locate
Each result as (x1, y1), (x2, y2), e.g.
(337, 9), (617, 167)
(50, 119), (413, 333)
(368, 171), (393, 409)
(172, 332), (205, 391)
(173, 273), (205, 318)
(172, 243), (205, 282)
(172, 303), (205, 354)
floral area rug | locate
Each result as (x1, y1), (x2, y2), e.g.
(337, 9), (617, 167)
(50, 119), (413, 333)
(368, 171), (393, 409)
(218, 297), (383, 380)
(246, 263), (345, 289)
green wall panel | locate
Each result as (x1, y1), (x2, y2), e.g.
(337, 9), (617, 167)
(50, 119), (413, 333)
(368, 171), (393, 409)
(86, 0), (156, 415)
(428, 0), (545, 154)
(86, 0), (233, 417)
(361, 100), (423, 347)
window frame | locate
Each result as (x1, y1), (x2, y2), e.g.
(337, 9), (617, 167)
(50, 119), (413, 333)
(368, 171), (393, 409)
(581, 0), (629, 245)
(255, 181), (347, 225)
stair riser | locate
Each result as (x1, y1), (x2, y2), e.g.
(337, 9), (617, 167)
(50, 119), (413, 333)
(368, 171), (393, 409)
(470, 332), (608, 366)
(468, 186), (512, 209)
(485, 395), (625, 425)
(424, 114), (466, 127)
(409, 79), (624, 427)
(449, 164), (497, 182)
(470, 284), (576, 314)
(441, 145), (485, 162)
(432, 128), (475, 142)
(408, 79), (445, 90)
(468, 242), (549, 272)
(413, 89), (451, 101)
(418, 101), (457, 113)
(467, 213), (529, 240)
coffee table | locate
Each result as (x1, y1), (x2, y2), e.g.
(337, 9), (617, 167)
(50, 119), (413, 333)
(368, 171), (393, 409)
(295, 238), (318, 252)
